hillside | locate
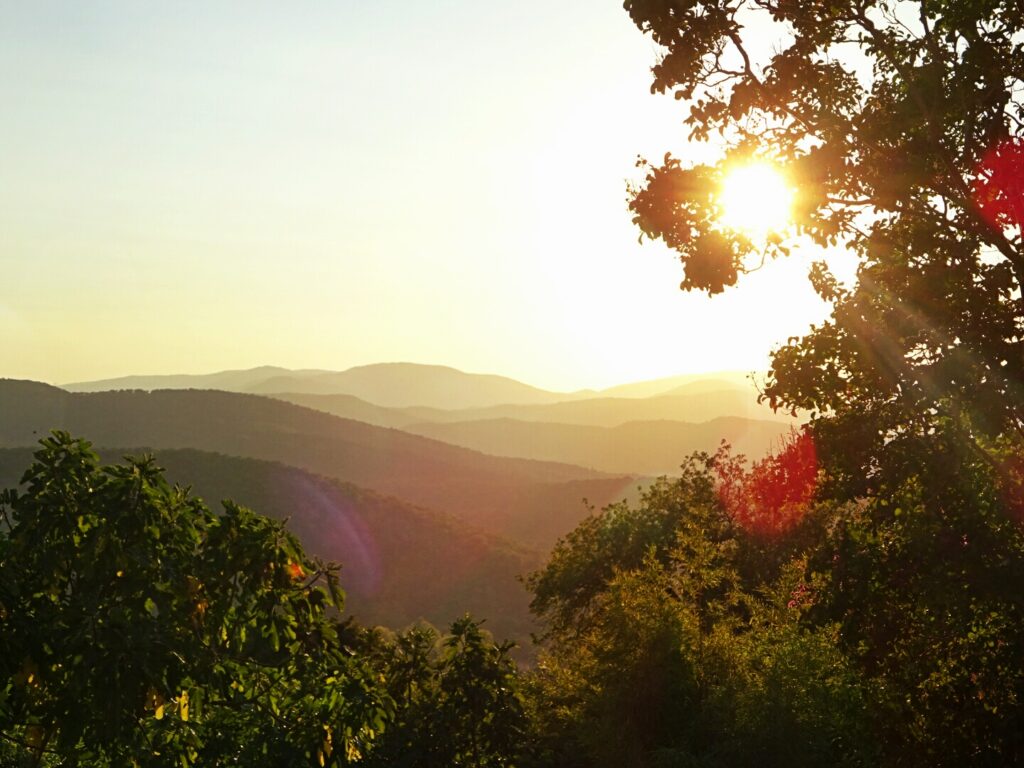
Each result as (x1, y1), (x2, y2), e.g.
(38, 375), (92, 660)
(268, 392), (418, 429)
(277, 388), (790, 430)
(0, 447), (538, 644)
(406, 389), (790, 427)
(0, 381), (633, 550)
(405, 416), (790, 475)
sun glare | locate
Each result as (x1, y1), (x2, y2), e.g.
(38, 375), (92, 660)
(719, 163), (794, 238)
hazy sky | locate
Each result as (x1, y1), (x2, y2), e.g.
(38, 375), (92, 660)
(1, 1), (849, 391)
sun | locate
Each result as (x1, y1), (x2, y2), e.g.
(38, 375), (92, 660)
(719, 163), (794, 238)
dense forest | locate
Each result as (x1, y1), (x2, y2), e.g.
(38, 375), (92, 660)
(2, 426), (1022, 766)
(4, 0), (1024, 765)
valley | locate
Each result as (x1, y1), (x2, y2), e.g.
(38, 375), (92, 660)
(1, 363), (792, 648)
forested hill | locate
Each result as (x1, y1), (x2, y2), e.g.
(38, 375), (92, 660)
(0, 446), (537, 644)
(0, 380), (635, 550)
(403, 416), (788, 475)
(272, 385), (788, 429)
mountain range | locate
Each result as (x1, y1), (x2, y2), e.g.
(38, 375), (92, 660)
(271, 384), (785, 430)
(0, 381), (631, 550)
(4, 363), (796, 648)
(62, 363), (770, 411)
(63, 363), (595, 410)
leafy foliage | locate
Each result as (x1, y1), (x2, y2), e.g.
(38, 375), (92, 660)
(625, 0), (1024, 498)
(361, 619), (526, 768)
(527, 455), (721, 637)
(613, 7), (1024, 760)
(804, 458), (1024, 764)
(525, 441), (1024, 765)
(0, 434), (522, 767)
(0, 432), (391, 766)
(525, 454), (880, 768)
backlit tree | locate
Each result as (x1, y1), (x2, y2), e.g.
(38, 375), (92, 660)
(625, 0), (1024, 492)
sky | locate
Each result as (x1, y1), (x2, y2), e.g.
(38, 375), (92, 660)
(0, 1), (853, 392)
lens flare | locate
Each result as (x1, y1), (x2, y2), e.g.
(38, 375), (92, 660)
(275, 472), (383, 597)
(716, 431), (818, 536)
(719, 162), (794, 238)
(973, 138), (1024, 232)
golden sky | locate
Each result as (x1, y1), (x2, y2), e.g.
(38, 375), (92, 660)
(0, 1), (851, 391)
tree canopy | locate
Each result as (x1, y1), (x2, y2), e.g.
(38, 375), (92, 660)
(625, 0), (1024, 495)
(0, 432), (389, 766)
(517, 4), (1024, 765)
(525, 439), (1024, 766)
(0, 434), (525, 767)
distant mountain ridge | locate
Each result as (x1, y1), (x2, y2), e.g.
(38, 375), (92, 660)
(61, 363), (765, 410)
(62, 366), (331, 394)
(63, 363), (595, 409)
(258, 394), (791, 474)
(596, 372), (756, 399)
(243, 363), (596, 409)
(271, 388), (789, 430)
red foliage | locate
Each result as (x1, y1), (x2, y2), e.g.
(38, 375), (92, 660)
(715, 431), (819, 536)
(973, 138), (1024, 232)
(998, 453), (1024, 523)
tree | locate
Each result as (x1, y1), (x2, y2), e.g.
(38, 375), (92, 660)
(621, 5), (1024, 763)
(527, 455), (721, 638)
(525, 458), (879, 768)
(0, 432), (390, 766)
(803, 468), (1024, 765)
(360, 618), (526, 768)
(624, 0), (1024, 493)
